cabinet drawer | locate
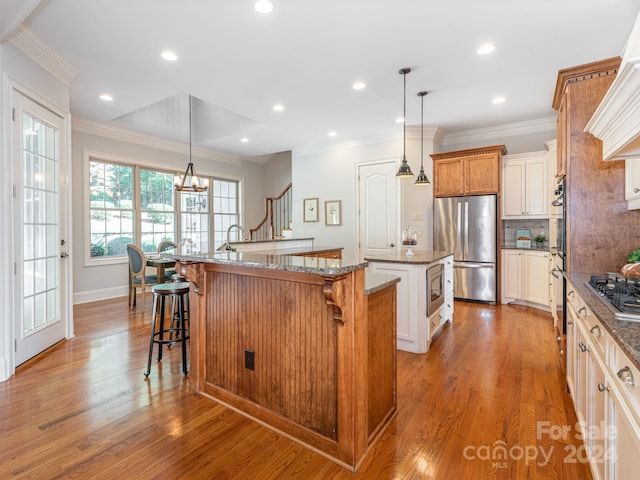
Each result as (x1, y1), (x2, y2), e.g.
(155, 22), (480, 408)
(610, 342), (640, 425)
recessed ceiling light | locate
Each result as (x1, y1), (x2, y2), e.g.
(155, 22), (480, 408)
(254, 1), (275, 14)
(273, 104), (284, 112)
(477, 43), (496, 55)
(161, 50), (178, 61)
(352, 81), (366, 90)
(328, 131), (337, 137)
(99, 94), (113, 102)
(396, 117), (405, 123)
(241, 137), (249, 143)
(492, 96), (506, 104)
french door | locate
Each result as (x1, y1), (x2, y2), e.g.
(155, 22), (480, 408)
(12, 90), (69, 366)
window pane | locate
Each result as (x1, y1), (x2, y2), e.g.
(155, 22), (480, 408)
(88, 160), (134, 258)
(141, 169), (175, 252)
(212, 179), (239, 250)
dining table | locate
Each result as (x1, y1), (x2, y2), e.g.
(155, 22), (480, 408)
(146, 256), (176, 282)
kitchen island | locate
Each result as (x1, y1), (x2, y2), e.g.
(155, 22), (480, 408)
(169, 250), (398, 471)
(366, 251), (454, 353)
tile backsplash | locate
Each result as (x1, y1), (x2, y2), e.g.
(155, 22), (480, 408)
(503, 219), (549, 247)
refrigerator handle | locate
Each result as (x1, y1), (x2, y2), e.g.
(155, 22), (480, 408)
(464, 201), (469, 257)
(457, 201), (462, 257)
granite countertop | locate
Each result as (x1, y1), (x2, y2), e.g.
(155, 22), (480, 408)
(566, 272), (640, 370)
(365, 273), (401, 295)
(365, 250), (453, 264)
(166, 249), (366, 276)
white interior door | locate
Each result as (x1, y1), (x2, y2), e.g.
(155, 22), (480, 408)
(357, 160), (399, 260)
(13, 90), (68, 366)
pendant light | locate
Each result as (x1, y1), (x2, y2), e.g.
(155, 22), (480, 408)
(174, 95), (209, 193)
(395, 68), (414, 178)
(415, 91), (431, 186)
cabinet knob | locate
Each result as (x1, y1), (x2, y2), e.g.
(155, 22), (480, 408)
(635, 187), (640, 194)
(578, 342), (588, 353)
(387, 243), (395, 248)
(617, 366), (635, 386)
(590, 325), (601, 338)
(597, 383), (609, 392)
(567, 320), (574, 325)
(430, 321), (435, 328)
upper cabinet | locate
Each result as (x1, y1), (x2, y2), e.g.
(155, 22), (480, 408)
(431, 145), (506, 197)
(502, 151), (548, 218)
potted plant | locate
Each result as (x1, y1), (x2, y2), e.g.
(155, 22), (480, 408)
(534, 234), (546, 247)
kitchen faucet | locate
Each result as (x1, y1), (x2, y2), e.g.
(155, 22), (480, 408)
(225, 224), (248, 250)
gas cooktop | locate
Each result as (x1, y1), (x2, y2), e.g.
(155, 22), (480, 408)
(587, 273), (640, 322)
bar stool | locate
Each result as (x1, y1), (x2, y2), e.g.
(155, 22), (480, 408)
(144, 281), (190, 377)
(169, 274), (189, 341)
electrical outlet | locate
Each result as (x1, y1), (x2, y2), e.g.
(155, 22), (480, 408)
(244, 349), (255, 370)
(412, 211), (424, 221)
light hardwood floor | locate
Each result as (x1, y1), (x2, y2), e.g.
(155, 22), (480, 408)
(0, 299), (592, 479)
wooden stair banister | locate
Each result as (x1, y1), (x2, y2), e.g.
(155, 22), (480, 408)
(250, 183), (292, 240)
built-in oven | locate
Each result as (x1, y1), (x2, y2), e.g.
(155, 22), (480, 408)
(551, 178), (567, 335)
(426, 263), (444, 317)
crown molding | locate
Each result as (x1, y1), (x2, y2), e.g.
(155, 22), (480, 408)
(72, 117), (242, 166)
(442, 117), (556, 147)
(8, 25), (78, 87)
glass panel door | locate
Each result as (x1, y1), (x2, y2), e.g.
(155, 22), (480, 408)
(13, 92), (67, 365)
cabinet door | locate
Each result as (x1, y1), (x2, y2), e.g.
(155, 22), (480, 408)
(589, 352), (607, 480)
(502, 250), (523, 300)
(433, 158), (464, 197)
(523, 251), (550, 306)
(566, 305), (577, 401)
(466, 153), (499, 194)
(503, 160), (525, 216)
(609, 382), (640, 480)
(575, 325), (589, 429)
(625, 159), (640, 207)
(526, 156), (548, 216)
(556, 95), (567, 181)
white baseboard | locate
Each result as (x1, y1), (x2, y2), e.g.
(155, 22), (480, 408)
(0, 357), (10, 382)
(73, 286), (128, 304)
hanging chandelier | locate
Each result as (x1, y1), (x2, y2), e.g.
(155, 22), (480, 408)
(415, 91), (431, 186)
(395, 67), (414, 178)
(174, 95), (209, 192)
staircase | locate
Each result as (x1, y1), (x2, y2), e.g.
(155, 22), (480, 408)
(250, 183), (292, 240)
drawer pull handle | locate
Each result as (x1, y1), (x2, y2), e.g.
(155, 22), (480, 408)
(590, 325), (601, 337)
(597, 383), (609, 392)
(430, 321), (435, 328)
(578, 342), (587, 353)
(617, 366), (635, 386)
(568, 290), (575, 298)
(578, 307), (587, 316)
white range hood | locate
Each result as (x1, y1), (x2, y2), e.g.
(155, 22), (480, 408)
(586, 11), (640, 161)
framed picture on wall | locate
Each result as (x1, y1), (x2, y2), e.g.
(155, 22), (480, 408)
(325, 200), (341, 226)
(303, 197), (319, 222)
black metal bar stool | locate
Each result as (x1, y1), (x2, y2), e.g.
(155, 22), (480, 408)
(144, 281), (190, 377)
(169, 274), (189, 341)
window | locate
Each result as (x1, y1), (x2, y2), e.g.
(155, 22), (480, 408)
(212, 179), (240, 248)
(88, 161), (134, 258)
(140, 169), (175, 253)
(86, 154), (241, 263)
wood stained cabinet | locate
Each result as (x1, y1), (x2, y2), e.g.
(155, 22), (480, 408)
(430, 145), (506, 197)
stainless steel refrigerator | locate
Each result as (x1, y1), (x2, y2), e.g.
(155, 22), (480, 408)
(434, 195), (497, 303)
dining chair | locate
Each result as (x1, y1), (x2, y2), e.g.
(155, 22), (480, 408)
(157, 240), (177, 279)
(127, 244), (158, 313)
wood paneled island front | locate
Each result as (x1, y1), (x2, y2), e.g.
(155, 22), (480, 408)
(170, 250), (399, 471)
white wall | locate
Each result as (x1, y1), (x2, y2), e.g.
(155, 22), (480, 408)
(71, 128), (266, 304)
(0, 42), (71, 381)
(291, 129), (441, 259)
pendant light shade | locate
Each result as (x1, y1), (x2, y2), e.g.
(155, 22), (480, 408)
(174, 95), (209, 193)
(415, 91), (431, 186)
(395, 68), (414, 178)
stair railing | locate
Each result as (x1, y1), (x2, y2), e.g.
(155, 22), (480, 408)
(250, 183), (292, 240)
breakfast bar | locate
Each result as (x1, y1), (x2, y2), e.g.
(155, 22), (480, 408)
(169, 250), (398, 471)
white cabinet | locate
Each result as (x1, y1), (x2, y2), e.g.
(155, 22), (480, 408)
(625, 159), (640, 209)
(367, 255), (453, 354)
(501, 249), (551, 311)
(565, 279), (640, 479)
(502, 151), (549, 218)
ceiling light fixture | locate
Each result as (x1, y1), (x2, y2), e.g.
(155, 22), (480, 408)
(328, 131), (337, 137)
(477, 43), (496, 55)
(174, 95), (209, 193)
(395, 67), (414, 178)
(415, 91), (431, 186)
(161, 50), (178, 61)
(352, 81), (366, 90)
(254, 0), (275, 14)
(99, 93), (113, 102)
(273, 104), (284, 112)
(492, 96), (506, 104)
(241, 137), (249, 143)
